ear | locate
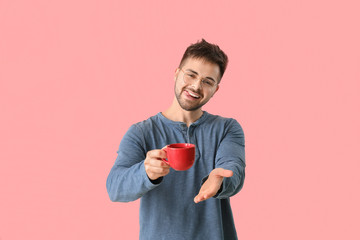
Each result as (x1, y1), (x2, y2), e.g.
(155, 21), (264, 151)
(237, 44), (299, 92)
(174, 68), (181, 81)
(210, 85), (220, 98)
(214, 84), (220, 94)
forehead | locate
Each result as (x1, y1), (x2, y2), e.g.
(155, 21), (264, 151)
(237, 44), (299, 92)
(181, 57), (220, 80)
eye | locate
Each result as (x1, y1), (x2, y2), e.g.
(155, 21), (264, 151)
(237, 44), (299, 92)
(203, 79), (215, 86)
(187, 74), (196, 79)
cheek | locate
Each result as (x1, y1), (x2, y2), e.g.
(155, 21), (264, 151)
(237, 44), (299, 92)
(203, 92), (214, 101)
(174, 81), (183, 94)
(175, 79), (185, 91)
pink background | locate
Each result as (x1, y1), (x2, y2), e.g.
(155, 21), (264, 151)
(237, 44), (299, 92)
(1, 0), (359, 239)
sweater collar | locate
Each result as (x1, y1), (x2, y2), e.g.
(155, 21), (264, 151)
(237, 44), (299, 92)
(157, 111), (209, 128)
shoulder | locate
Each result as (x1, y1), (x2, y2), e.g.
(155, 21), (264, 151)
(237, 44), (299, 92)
(120, 114), (160, 146)
(127, 113), (161, 134)
(205, 113), (245, 146)
(204, 112), (244, 132)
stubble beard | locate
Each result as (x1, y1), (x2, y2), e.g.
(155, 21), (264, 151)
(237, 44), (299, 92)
(175, 86), (207, 112)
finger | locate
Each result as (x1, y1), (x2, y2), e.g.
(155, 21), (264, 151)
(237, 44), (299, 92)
(148, 149), (167, 159)
(149, 158), (170, 168)
(148, 166), (170, 175)
(161, 145), (168, 150)
(221, 169), (233, 177)
(194, 195), (202, 203)
(194, 193), (208, 203)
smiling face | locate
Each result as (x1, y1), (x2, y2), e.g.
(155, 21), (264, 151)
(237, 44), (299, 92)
(174, 57), (220, 111)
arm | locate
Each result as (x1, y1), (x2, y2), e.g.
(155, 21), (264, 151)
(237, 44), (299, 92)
(106, 125), (164, 202)
(194, 119), (245, 203)
(214, 119), (246, 199)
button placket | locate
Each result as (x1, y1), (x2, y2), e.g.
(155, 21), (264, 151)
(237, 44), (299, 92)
(179, 123), (188, 142)
(187, 124), (196, 143)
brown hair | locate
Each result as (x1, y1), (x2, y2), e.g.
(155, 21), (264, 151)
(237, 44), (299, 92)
(179, 39), (228, 83)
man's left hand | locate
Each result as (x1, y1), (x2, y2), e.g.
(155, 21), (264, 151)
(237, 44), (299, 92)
(194, 168), (233, 203)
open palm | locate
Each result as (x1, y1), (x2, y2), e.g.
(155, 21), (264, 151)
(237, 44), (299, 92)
(194, 168), (233, 203)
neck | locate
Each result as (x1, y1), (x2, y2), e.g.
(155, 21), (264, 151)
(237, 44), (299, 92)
(162, 97), (203, 127)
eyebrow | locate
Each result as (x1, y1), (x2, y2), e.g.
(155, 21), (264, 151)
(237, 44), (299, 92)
(185, 69), (217, 83)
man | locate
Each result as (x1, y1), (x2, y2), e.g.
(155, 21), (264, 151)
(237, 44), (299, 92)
(106, 39), (246, 240)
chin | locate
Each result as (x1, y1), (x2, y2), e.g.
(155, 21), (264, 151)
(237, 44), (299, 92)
(179, 101), (205, 112)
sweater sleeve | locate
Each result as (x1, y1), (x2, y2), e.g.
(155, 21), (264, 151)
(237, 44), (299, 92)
(106, 124), (160, 202)
(214, 119), (246, 199)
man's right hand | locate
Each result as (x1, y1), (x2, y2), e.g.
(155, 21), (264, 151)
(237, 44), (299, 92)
(144, 149), (170, 181)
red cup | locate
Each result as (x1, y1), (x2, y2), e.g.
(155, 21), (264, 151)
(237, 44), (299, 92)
(162, 143), (196, 171)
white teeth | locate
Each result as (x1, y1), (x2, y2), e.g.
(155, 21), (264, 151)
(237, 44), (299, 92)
(188, 91), (200, 98)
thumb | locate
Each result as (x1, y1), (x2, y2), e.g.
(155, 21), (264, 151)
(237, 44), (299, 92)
(213, 168), (233, 178)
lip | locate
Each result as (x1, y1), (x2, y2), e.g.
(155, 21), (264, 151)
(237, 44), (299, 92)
(185, 89), (201, 98)
(184, 90), (201, 100)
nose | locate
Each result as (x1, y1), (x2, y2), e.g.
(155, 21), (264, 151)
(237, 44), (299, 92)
(191, 77), (203, 90)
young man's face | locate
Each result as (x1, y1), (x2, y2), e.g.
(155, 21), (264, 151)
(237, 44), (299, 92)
(174, 57), (220, 111)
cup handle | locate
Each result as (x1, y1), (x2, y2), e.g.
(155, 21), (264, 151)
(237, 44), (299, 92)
(162, 147), (169, 165)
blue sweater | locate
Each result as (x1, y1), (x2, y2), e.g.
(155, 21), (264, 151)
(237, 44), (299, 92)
(106, 112), (246, 240)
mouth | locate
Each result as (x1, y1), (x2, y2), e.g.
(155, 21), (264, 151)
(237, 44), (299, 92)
(184, 90), (201, 100)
